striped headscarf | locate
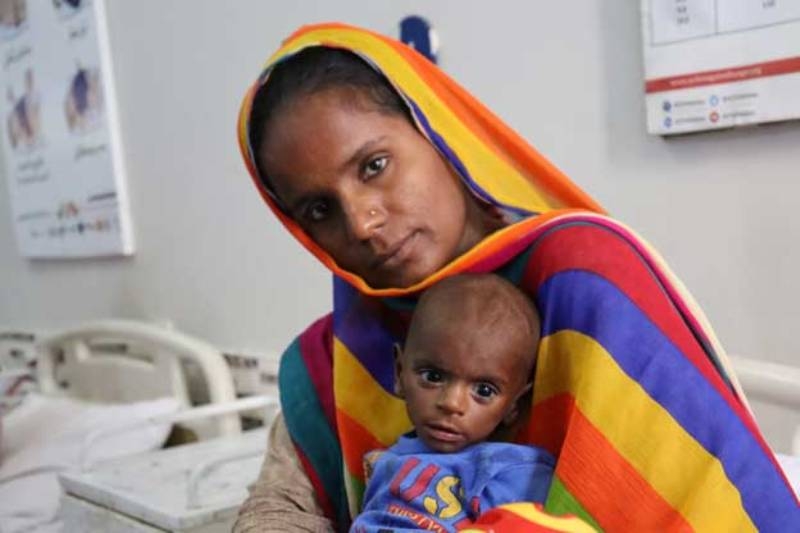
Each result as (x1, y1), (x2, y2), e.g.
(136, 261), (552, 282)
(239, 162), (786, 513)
(238, 23), (798, 532)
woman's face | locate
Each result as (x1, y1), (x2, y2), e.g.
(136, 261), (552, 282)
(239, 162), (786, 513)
(258, 87), (499, 288)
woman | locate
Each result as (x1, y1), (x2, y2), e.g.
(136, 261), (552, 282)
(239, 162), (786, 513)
(234, 23), (798, 532)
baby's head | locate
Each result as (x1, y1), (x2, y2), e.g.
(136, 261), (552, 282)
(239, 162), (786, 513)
(395, 273), (540, 452)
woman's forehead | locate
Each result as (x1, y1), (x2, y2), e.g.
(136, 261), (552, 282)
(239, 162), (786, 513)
(259, 89), (407, 176)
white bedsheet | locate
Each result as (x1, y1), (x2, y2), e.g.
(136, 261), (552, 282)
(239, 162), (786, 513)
(0, 393), (179, 533)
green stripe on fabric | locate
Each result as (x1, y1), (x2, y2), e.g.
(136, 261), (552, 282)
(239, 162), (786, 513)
(279, 338), (349, 527)
(496, 246), (535, 285)
(546, 477), (603, 531)
(347, 470), (367, 512)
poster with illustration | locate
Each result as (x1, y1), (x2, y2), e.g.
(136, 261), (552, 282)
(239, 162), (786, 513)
(641, 0), (800, 135)
(0, 0), (133, 258)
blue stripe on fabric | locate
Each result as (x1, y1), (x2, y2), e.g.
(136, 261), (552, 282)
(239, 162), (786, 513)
(537, 270), (799, 528)
(333, 277), (397, 393)
(279, 337), (350, 527)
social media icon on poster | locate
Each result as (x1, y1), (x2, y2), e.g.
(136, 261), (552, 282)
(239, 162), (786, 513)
(709, 95), (719, 107)
(709, 111), (719, 123)
(664, 117), (672, 128)
(662, 100), (672, 112)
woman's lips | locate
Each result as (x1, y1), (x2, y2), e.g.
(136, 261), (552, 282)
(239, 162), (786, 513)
(372, 231), (418, 270)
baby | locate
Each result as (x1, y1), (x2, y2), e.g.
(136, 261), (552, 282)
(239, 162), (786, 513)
(351, 273), (554, 532)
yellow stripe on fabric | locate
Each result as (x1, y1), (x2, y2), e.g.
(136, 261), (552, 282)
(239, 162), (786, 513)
(333, 338), (411, 445)
(499, 503), (597, 532)
(534, 331), (756, 532)
(269, 26), (555, 215)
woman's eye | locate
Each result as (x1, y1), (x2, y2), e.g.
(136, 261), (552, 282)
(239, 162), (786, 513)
(419, 369), (443, 383)
(474, 383), (498, 399)
(363, 156), (388, 179)
(306, 201), (330, 222)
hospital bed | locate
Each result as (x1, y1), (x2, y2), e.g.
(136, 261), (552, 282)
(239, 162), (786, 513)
(0, 320), (277, 533)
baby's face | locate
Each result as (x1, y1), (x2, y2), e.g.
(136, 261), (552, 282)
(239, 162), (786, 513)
(396, 317), (534, 453)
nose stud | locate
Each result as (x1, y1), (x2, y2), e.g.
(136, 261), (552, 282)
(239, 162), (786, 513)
(369, 209), (377, 216)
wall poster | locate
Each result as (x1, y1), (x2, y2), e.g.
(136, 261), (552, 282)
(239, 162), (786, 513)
(641, 0), (800, 135)
(1, 0), (133, 258)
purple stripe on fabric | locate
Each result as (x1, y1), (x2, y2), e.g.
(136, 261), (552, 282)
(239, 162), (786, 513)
(539, 271), (800, 528)
(333, 277), (399, 393)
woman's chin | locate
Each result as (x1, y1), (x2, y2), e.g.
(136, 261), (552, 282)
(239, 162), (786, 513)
(362, 268), (428, 290)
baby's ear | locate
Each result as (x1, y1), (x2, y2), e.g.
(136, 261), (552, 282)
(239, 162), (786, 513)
(503, 383), (533, 426)
(393, 343), (404, 398)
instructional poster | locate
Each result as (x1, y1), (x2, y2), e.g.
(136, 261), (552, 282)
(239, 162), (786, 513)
(0, 0), (133, 258)
(641, 0), (800, 135)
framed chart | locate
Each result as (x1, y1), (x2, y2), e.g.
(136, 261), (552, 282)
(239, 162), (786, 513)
(641, 0), (800, 135)
(0, 0), (133, 258)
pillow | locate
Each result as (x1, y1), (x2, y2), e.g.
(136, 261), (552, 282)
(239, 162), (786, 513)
(0, 393), (180, 532)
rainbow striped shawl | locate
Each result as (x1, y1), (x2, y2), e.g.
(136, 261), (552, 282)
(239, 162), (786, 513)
(238, 23), (799, 532)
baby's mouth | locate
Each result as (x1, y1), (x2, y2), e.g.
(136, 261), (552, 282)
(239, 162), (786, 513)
(424, 422), (463, 444)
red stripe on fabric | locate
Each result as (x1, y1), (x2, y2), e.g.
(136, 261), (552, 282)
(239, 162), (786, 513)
(467, 506), (575, 532)
(518, 393), (577, 458)
(299, 314), (337, 431)
(520, 222), (768, 453)
(295, 444), (338, 524)
(336, 409), (386, 481)
(557, 408), (692, 531)
(646, 56), (800, 93)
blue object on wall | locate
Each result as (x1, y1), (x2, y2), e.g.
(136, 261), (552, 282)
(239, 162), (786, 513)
(400, 16), (438, 64)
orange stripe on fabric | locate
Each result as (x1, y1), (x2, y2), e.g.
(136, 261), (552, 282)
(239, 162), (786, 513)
(557, 405), (692, 531)
(520, 393), (688, 530)
(335, 408), (384, 482)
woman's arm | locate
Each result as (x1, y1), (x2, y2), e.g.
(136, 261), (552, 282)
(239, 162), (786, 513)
(233, 412), (335, 533)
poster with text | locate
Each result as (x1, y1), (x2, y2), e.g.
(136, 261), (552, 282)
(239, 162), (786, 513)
(641, 0), (800, 135)
(0, 0), (133, 258)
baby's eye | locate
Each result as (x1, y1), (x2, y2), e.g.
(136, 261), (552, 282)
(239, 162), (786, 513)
(419, 369), (444, 384)
(363, 156), (388, 179)
(473, 383), (498, 399)
(305, 200), (330, 222)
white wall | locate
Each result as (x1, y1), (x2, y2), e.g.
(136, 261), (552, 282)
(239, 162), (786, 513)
(1, 2), (799, 445)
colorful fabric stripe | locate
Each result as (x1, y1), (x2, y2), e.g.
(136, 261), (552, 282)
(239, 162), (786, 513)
(240, 23), (799, 532)
(459, 502), (597, 532)
(278, 318), (350, 528)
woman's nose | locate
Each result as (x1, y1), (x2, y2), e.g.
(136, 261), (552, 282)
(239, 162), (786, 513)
(436, 384), (467, 415)
(344, 197), (385, 242)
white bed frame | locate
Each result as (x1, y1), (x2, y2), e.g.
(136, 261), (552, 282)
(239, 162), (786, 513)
(730, 355), (800, 455)
(35, 320), (243, 437)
